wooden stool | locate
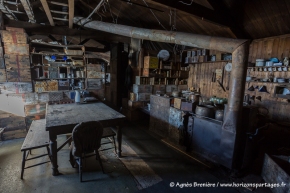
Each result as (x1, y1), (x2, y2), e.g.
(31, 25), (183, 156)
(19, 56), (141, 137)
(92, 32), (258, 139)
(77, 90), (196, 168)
(100, 127), (116, 153)
(20, 119), (50, 179)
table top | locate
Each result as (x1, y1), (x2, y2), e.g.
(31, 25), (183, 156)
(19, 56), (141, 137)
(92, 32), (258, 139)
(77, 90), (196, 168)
(45, 102), (126, 129)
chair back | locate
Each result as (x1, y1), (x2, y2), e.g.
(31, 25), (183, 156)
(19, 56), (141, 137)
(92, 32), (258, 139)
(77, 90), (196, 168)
(72, 121), (103, 157)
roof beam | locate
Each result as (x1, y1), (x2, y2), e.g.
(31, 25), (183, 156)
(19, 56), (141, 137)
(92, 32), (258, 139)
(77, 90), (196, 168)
(68, 0), (74, 28)
(4, 19), (131, 43)
(19, 0), (36, 23)
(40, 0), (54, 26)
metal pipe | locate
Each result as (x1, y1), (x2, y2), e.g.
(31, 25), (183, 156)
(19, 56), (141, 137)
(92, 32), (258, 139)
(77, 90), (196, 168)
(74, 17), (248, 53)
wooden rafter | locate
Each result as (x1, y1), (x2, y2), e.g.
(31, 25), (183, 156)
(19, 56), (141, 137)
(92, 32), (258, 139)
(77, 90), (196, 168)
(19, 0), (36, 23)
(40, 0), (54, 26)
(0, 2), (18, 20)
(68, 0), (74, 28)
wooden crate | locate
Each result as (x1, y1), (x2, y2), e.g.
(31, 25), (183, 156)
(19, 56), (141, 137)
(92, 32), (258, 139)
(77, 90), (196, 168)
(0, 82), (32, 93)
(6, 27), (25, 33)
(86, 64), (102, 71)
(72, 60), (84, 66)
(0, 30), (27, 44)
(24, 103), (46, 117)
(86, 79), (103, 90)
(144, 56), (159, 69)
(0, 57), (5, 69)
(87, 71), (104, 78)
(6, 67), (31, 82)
(64, 49), (83, 55)
(132, 84), (153, 93)
(58, 80), (69, 90)
(4, 54), (30, 68)
(0, 69), (6, 82)
(34, 80), (58, 92)
(4, 43), (29, 55)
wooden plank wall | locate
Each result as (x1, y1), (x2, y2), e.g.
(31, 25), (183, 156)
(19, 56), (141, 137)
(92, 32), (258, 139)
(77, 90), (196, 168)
(188, 61), (230, 99)
(187, 34), (290, 122)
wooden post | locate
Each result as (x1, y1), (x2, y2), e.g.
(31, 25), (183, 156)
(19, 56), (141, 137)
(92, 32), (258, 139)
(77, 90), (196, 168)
(0, 11), (4, 30)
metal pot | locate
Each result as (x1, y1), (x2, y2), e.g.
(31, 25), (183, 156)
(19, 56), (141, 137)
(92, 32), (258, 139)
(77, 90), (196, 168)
(215, 109), (224, 121)
(195, 105), (215, 118)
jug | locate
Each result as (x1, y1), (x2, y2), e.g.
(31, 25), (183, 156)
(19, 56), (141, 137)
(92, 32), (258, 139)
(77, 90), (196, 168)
(75, 90), (81, 103)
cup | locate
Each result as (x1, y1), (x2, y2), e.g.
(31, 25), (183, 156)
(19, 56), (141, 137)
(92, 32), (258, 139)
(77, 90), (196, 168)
(283, 67), (288, 71)
(259, 67), (263, 72)
(278, 67), (282, 71)
(268, 67), (272, 71)
(273, 67), (277, 71)
(263, 67), (267, 72)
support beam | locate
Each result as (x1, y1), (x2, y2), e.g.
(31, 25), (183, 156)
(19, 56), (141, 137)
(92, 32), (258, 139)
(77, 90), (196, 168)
(78, 38), (90, 45)
(20, 0), (36, 23)
(40, 0), (54, 26)
(0, 11), (4, 30)
(0, 2), (17, 20)
(68, 0), (74, 28)
(4, 19), (131, 43)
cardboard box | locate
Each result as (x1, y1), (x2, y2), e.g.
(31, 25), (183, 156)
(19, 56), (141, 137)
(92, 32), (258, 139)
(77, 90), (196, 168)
(144, 56), (158, 69)
(6, 27), (25, 33)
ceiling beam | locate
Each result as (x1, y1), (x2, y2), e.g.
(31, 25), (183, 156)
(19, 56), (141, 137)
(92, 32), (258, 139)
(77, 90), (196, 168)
(19, 0), (36, 23)
(68, 0), (74, 28)
(4, 19), (131, 43)
(40, 0), (54, 26)
(78, 38), (91, 45)
(151, 0), (233, 27)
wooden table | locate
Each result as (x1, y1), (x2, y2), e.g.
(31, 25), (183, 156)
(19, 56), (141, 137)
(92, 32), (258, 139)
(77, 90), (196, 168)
(45, 102), (126, 176)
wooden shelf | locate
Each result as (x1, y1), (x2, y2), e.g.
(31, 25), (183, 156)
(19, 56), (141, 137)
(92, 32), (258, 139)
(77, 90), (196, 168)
(34, 78), (85, 80)
(31, 52), (83, 57)
(31, 41), (84, 49)
(185, 60), (231, 64)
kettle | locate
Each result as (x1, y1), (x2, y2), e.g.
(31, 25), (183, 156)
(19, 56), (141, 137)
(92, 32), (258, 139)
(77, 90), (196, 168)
(75, 90), (81, 103)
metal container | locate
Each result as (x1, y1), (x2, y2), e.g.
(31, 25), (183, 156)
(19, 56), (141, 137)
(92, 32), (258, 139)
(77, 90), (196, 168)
(256, 59), (265, 66)
(215, 109), (224, 121)
(195, 105), (215, 118)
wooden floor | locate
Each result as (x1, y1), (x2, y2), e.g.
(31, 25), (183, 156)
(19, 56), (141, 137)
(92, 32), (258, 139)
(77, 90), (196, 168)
(0, 121), (272, 193)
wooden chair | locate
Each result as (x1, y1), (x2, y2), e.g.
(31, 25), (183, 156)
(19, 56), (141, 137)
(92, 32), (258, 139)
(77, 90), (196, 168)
(100, 127), (116, 153)
(20, 119), (51, 179)
(69, 121), (105, 182)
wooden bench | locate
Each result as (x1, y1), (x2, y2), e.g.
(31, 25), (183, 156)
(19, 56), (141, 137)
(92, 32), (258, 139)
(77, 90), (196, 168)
(20, 119), (50, 179)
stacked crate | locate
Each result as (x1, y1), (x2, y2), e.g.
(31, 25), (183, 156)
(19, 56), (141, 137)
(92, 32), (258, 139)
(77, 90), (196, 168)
(1, 27), (31, 82)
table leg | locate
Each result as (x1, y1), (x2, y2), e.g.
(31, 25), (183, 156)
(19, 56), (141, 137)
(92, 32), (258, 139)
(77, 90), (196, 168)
(49, 133), (60, 176)
(116, 126), (122, 157)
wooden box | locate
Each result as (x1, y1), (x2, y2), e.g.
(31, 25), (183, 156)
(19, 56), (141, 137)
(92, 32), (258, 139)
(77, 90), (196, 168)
(153, 85), (166, 94)
(58, 80), (69, 90)
(34, 80), (58, 92)
(0, 82), (32, 93)
(180, 101), (196, 112)
(4, 54), (30, 68)
(6, 67), (31, 82)
(86, 64), (102, 71)
(128, 100), (145, 109)
(0, 57), (4, 69)
(132, 84), (152, 93)
(173, 97), (185, 109)
(0, 30), (27, 44)
(24, 103), (46, 117)
(144, 56), (159, 69)
(4, 43), (29, 55)
(137, 93), (151, 101)
(6, 27), (25, 33)
(86, 79), (103, 90)
(87, 71), (104, 78)
(72, 60), (84, 66)
(0, 69), (7, 82)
